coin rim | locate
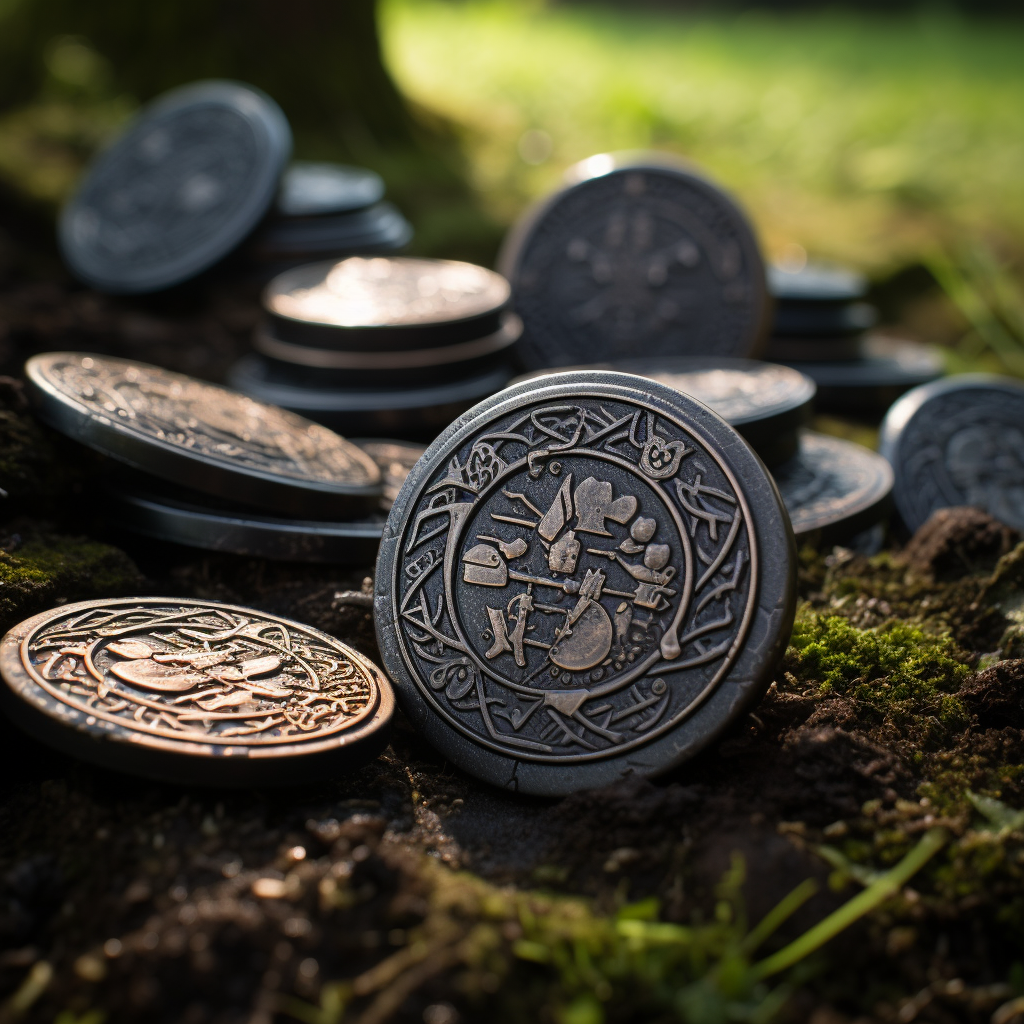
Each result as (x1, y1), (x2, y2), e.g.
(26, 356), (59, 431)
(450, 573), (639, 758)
(275, 161), (386, 218)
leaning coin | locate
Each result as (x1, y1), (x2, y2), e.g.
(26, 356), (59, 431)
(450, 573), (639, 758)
(500, 153), (770, 368)
(59, 80), (291, 294)
(773, 431), (893, 547)
(0, 598), (394, 785)
(374, 370), (796, 796)
(26, 352), (382, 518)
(276, 161), (385, 218)
(879, 374), (1024, 533)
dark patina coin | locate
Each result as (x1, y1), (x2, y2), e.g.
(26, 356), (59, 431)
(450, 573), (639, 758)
(59, 80), (291, 294)
(276, 161), (385, 217)
(264, 256), (511, 351)
(879, 374), (1024, 532)
(351, 439), (427, 507)
(374, 370), (796, 796)
(0, 598), (394, 785)
(516, 358), (813, 468)
(26, 352), (382, 518)
(773, 432), (893, 546)
(500, 154), (770, 368)
(768, 263), (866, 304)
(249, 203), (413, 261)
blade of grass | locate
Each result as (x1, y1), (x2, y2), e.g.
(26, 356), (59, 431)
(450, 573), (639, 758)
(740, 878), (819, 956)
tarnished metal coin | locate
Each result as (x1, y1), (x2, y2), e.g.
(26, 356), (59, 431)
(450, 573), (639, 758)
(0, 598), (394, 785)
(515, 358), (813, 468)
(251, 203), (413, 260)
(768, 263), (866, 304)
(374, 371), (796, 795)
(59, 81), (291, 294)
(26, 353), (382, 518)
(499, 154), (770, 368)
(773, 432), (893, 546)
(276, 161), (385, 217)
(265, 257), (510, 351)
(879, 374), (1024, 532)
(352, 439), (427, 507)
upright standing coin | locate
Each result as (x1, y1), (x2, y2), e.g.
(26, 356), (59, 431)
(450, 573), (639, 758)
(374, 370), (796, 796)
(880, 374), (1024, 532)
(59, 80), (292, 294)
(26, 352), (382, 518)
(0, 598), (394, 785)
(500, 154), (770, 368)
(773, 432), (893, 546)
(276, 161), (386, 217)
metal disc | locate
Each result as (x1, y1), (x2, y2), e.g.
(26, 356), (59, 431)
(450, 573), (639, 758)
(768, 263), (867, 303)
(773, 431), (894, 546)
(59, 80), (291, 294)
(879, 374), (1024, 533)
(499, 154), (770, 368)
(250, 203), (413, 260)
(351, 439), (428, 507)
(264, 256), (511, 351)
(26, 352), (382, 518)
(0, 598), (394, 785)
(514, 358), (814, 468)
(275, 161), (385, 217)
(772, 301), (877, 337)
(374, 370), (796, 796)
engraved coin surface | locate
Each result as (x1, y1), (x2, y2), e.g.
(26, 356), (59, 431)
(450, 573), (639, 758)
(500, 155), (770, 368)
(375, 371), (795, 795)
(0, 598), (394, 784)
(880, 374), (1024, 532)
(352, 439), (428, 507)
(773, 432), (893, 544)
(59, 81), (291, 294)
(276, 161), (385, 217)
(26, 352), (382, 517)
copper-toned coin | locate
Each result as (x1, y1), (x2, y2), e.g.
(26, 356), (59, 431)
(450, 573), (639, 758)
(773, 431), (893, 546)
(0, 598), (394, 785)
(264, 256), (511, 351)
(374, 370), (796, 796)
(880, 374), (1024, 532)
(352, 439), (427, 507)
(26, 352), (382, 518)
(500, 153), (770, 368)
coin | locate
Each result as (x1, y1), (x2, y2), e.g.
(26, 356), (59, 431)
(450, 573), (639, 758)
(499, 153), (770, 368)
(374, 370), (796, 795)
(772, 301), (876, 338)
(26, 353), (382, 518)
(276, 161), (385, 217)
(0, 598), (394, 785)
(768, 263), (867, 304)
(59, 80), (291, 294)
(514, 358), (814, 468)
(773, 431), (893, 546)
(228, 354), (514, 440)
(351, 439), (427, 507)
(249, 203), (413, 261)
(879, 374), (1024, 533)
(764, 334), (864, 363)
(265, 256), (511, 351)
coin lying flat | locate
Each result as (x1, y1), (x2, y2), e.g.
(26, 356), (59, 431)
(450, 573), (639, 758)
(374, 370), (796, 796)
(515, 358), (814, 468)
(352, 439), (427, 507)
(773, 432), (893, 546)
(879, 374), (1024, 532)
(26, 353), (382, 518)
(768, 263), (867, 304)
(0, 598), (394, 785)
(59, 80), (291, 294)
(276, 161), (385, 217)
(265, 257), (511, 351)
(251, 203), (413, 260)
(500, 154), (770, 368)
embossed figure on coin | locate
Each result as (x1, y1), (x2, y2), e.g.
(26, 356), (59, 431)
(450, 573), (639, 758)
(393, 397), (755, 761)
(20, 602), (376, 745)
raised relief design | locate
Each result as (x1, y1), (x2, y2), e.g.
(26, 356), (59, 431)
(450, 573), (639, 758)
(391, 397), (756, 763)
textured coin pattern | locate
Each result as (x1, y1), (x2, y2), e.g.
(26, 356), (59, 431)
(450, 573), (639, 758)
(8, 600), (381, 747)
(505, 166), (767, 366)
(387, 392), (757, 763)
(31, 353), (379, 488)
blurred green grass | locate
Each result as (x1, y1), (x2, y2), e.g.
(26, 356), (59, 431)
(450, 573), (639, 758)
(381, 0), (1024, 274)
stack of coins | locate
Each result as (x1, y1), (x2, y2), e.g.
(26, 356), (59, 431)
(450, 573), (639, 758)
(766, 263), (944, 419)
(241, 161), (412, 278)
(229, 256), (519, 439)
(24, 352), (425, 564)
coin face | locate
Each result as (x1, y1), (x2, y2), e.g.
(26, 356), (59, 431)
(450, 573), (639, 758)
(880, 375), (1024, 532)
(0, 598), (394, 784)
(26, 353), (382, 517)
(773, 432), (893, 544)
(374, 371), (795, 795)
(500, 156), (770, 368)
(276, 161), (385, 217)
(59, 81), (291, 294)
